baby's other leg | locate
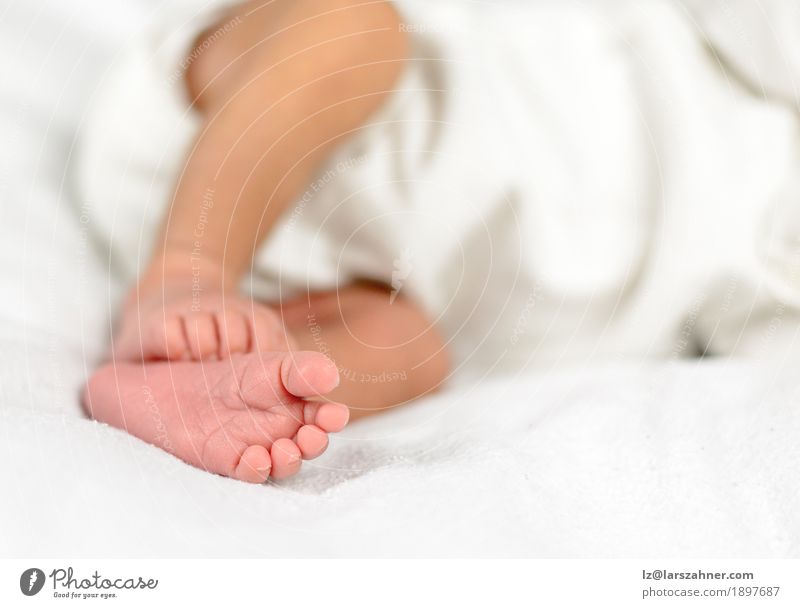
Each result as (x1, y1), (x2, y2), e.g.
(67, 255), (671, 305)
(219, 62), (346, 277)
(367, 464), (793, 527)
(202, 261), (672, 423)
(116, 0), (409, 362)
(280, 283), (450, 419)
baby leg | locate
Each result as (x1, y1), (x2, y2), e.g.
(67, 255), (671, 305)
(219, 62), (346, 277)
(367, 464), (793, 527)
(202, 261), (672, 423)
(115, 0), (409, 362)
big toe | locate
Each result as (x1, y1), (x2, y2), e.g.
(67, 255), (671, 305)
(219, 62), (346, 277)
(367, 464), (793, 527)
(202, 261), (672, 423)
(280, 352), (339, 398)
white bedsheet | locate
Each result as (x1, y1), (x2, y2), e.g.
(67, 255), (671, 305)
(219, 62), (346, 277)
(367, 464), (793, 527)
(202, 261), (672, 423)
(0, 0), (799, 557)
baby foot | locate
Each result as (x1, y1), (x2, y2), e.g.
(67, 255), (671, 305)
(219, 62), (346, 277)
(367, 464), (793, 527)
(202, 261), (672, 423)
(114, 289), (292, 362)
(83, 351), (348, 482)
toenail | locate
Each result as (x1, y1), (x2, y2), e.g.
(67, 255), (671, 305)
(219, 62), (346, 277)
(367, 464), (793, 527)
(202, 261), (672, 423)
(296, 361), (313, 379)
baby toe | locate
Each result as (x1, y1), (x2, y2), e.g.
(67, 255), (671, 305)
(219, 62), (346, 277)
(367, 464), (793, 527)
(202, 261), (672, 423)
(185, 313), (219, 360)
(269, 438), (302, 479)
(234, 445), (272, 483)
(280, 352), (340, 398)
(217, 311), (249, 358)
(307, 401), (350, 433)
(295, 424), (329, 460)
(159, 316), (188, 360)
(137, 315), (185, 361)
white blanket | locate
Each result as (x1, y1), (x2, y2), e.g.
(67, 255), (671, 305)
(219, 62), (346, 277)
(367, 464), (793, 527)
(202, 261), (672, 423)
(0, 0), (799, 557)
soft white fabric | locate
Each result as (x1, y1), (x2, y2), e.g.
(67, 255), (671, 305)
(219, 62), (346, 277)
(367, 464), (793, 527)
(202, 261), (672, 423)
(683, 0), (800, 107)
(1, 0), (799, 557)
(2, 355), (799, 558)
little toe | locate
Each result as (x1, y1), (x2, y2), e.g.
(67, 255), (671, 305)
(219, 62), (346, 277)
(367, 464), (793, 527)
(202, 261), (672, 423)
(280, 352), (340, 398)
(234, 445), (272, 483)
(305, 401), (350, 433)
(269, 437), (302, 479)
(295, 424), (329, 460)
(142, 316), (186, 360)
